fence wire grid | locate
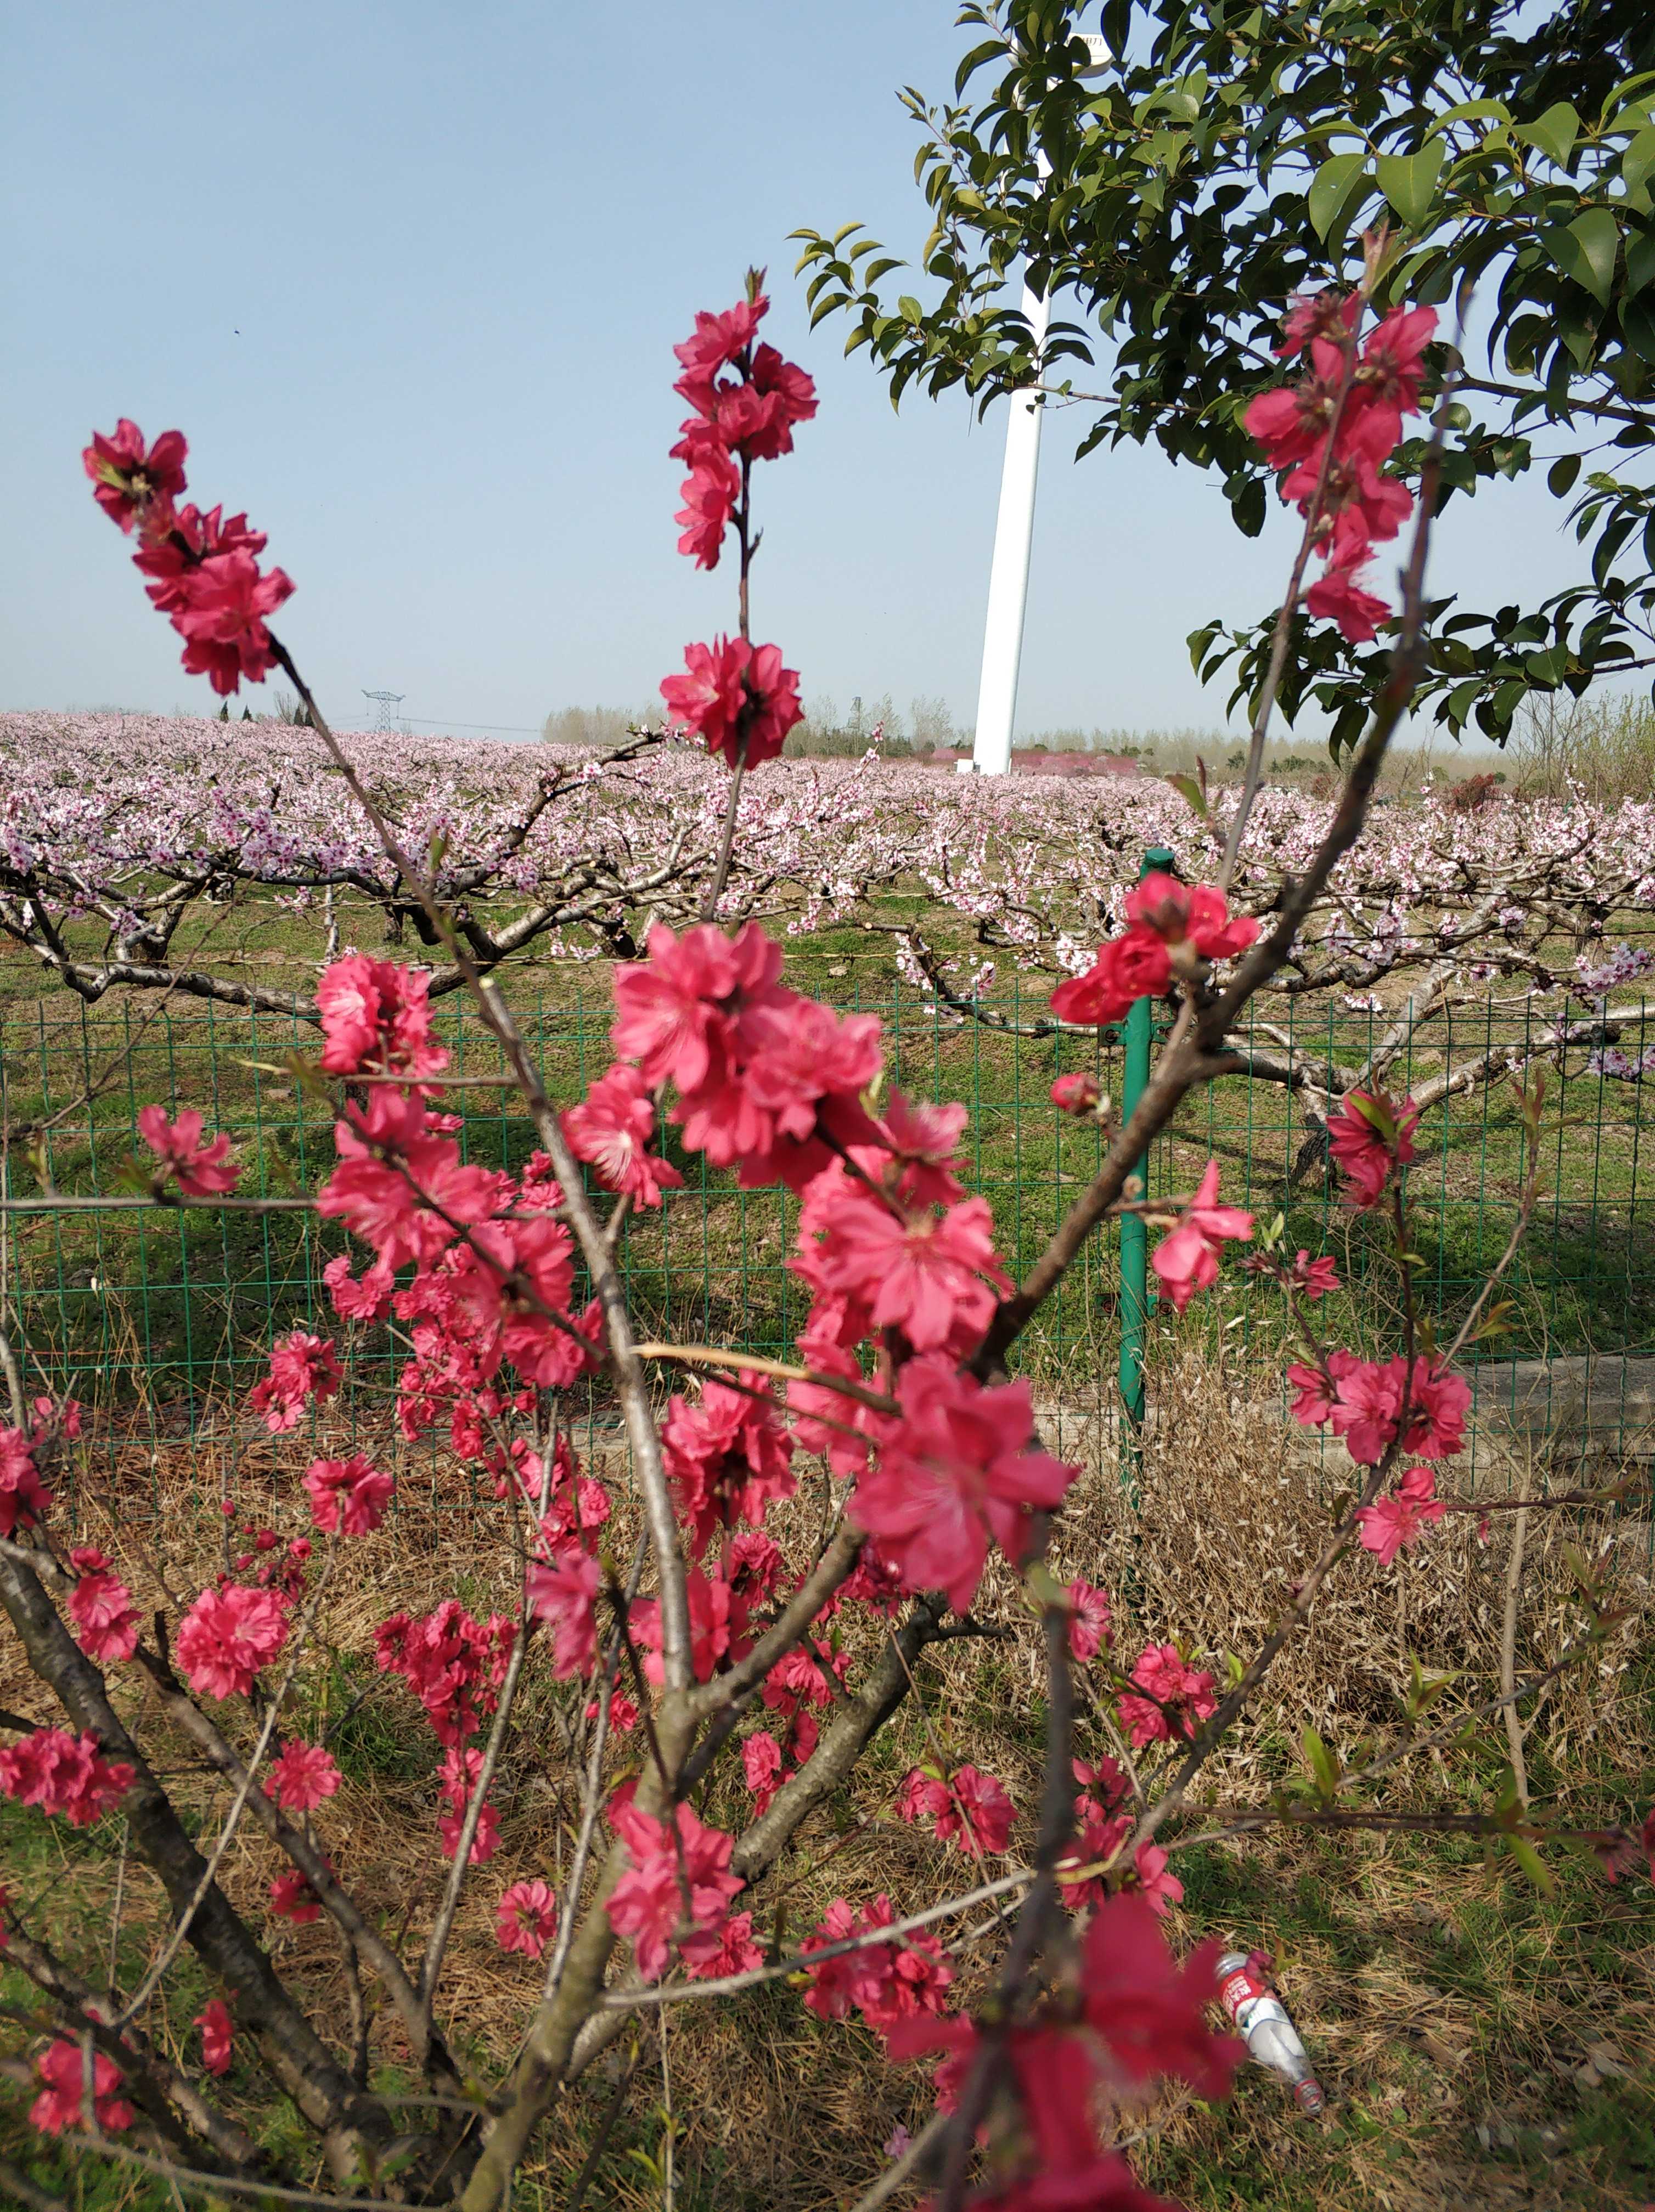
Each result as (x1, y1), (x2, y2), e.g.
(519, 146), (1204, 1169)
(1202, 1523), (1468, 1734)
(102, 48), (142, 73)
(1, 981), (1651, 1491)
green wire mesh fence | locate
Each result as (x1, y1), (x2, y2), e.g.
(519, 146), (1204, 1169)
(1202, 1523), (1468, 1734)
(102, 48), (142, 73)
(1, 983), (1651, 1483)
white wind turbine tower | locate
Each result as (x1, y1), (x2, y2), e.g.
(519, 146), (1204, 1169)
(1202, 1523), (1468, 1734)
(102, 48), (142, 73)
(965, 32), (1112, 775)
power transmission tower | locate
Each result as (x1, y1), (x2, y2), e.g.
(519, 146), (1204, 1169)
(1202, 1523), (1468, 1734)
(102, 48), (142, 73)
(362, 689), (406, 735)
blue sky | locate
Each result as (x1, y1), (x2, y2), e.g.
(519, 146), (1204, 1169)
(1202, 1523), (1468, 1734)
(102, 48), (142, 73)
(2, 0), (1579, 742)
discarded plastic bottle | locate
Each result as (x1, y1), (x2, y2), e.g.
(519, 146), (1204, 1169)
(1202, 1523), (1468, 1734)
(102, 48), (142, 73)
(1216, 1949), (1326, 2116)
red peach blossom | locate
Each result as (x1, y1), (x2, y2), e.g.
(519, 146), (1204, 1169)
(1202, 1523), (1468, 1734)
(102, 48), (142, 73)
(682, 1906), (764, 1979)
(1356, 1464), (1449, 1563)
(496, 1878), (558, 1959)
(1291, 1250), (1341, 1300)
(0, 1727), (135, 1826)
(606, 1793), (744, 1980)
(438, 1799), (500, 1863)
(269, 1869), (323, 1924)
(1080, 1892), (1240, 2096)
(1050, 1070), (1104, 1115)
(661, 1374), (796, 1554)
(852, 1358), (1078, 1610)
(247, 1330), (341, 1434)
(323, 1252), (396, 1321)
(67, 1548), (140, 1664)
(611, 920), (789, 1095)
(742, 1730), (786, 1813)
(562, 1062), (684, 1207)
(303, 1452), (393, 1536)
(672, 293), (768, 383)
(661, 634), (803, 770)
(1117, 1643), (1218, 1750)
(195, 1999), (234, 2076)
(674, 447), (741, 568)
(175, 1584), (289, 1701)
(632, 1565), (751, 1688)
(267, 1740), (342, 1814)
(133, 501), (266, 608)
(1149, 1159), (1253, 1312)
(171, 549), (295, 696)
(1066, 1576), (1113, 1662)
(1124, 873), (1259, 961)
(1128, 1841), (1185, 1916)
(807, 1188), (1009, 1356)
(30, 2039), (134, 2135)
(930, 1764), (1016, 1857)
(1276, 288), (1360, 359)
(83, 419), (187, 532)
(525, 1544), (601, 1678)
(1327, 1087), (1418, 1209)
(1050, 928), (1171, 1025)
(0, 1428), (51, 1536)
(137, 1104), (240, 1194)
(316, 955), (447, 1081)
(1305, 558), (1392, 641)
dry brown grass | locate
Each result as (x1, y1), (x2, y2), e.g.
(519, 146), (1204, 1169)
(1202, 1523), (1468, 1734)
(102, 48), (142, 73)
(2, 1341), (1652, 2209)
(1046, 1345), (1654, 1806)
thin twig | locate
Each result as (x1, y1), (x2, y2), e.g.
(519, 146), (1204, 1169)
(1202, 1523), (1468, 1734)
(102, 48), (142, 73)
(113, 1544), (336, 2029)
(632, 1341), (897, 1418)
(594, 1869), (1034, 2011)
(0, 1193), (317, 1214)
(416, 1423), (554, 2013)
(1500, 1503), (1531, 1810)
(50, 2132), (419, 2212)
(540, 1534), (650, 2010)
(565, 2048), (638, 2212)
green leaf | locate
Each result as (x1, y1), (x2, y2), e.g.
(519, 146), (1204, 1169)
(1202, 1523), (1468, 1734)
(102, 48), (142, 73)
(1308, 152), (1366, 241)
(1549, 211), (1619, 309)
(1566, 207), (1620, 304)
(1504, 1833), (1557, 1896)
(955, 37), (1007, 96)
(110, 1155), (156, 1198)
(1548, 453), (1583, 496)
(897, 294), (924, 325)
(1627, 224), (1655, 296)
(1435, 98), (1511, 128)
(1301, 1725), (1339, 1799)
(1375, 142), (1445, 230)
(1622, 128), (1655, 205)
(1166, 771), (1208, 820)
(1516, 100), (1581, 168)
(1023, 1560), (1068, 1611)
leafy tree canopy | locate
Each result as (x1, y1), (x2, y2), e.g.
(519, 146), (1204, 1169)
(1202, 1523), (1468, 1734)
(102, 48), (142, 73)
(795, 0), (1655, 751)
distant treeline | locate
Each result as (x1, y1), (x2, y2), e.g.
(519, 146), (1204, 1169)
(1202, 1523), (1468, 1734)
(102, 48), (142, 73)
(539, 696), (1232, 762)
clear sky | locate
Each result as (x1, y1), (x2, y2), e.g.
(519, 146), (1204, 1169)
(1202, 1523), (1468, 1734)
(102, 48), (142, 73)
(1, 0), (1581, 743)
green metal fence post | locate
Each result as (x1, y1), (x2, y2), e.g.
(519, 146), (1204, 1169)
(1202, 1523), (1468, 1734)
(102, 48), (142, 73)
(1118, 847), (1175, 1479)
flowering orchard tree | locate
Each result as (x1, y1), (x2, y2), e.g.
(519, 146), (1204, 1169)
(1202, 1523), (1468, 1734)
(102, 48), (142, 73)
(0, 267), (1648, 2210)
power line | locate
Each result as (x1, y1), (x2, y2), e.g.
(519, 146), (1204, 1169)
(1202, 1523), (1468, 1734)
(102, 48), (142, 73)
(397, 714), (545, 735)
